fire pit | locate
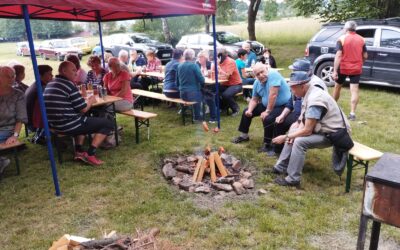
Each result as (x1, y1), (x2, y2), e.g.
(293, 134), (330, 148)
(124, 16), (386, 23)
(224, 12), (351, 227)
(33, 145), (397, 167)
(161, 146), (255, 196)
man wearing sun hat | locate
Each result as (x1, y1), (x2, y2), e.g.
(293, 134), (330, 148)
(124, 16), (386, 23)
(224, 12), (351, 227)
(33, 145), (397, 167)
(269, 71), (349, 187)
(289, 58), (327, 92)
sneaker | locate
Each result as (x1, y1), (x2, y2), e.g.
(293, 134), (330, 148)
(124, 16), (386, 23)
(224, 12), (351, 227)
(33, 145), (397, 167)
(74, 151), (88, 163)
(348, 114), (356, 121)
(209, 120), (217, 124)
(265, 149), (277, 157)
(262, 167), (284, 175)
(258, 144), (272, 153)
(231, 135), (250, 144)
(86, 155), (104, 166)
(274, 177), (300, 187)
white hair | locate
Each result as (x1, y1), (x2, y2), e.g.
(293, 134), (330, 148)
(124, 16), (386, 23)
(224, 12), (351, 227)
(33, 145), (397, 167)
(183, 49), (195, 61)
(118, 49), (129, 58)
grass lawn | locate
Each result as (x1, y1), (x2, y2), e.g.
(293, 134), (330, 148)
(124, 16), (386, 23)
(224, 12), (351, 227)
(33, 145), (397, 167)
(1, 18), (400, 249)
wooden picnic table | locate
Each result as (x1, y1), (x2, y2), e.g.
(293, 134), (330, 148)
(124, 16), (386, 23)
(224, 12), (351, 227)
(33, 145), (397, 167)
(245, 67), (284, 73)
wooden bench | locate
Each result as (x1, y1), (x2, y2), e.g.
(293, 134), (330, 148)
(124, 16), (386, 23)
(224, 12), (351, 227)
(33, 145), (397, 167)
(117, 109), (157, 144)
(345, 141), (383, 192)
(50, 130), (76, 164)
(132, 89), (196, 125)
(242, 85), (253, 90)
(0, 140), (26, 176)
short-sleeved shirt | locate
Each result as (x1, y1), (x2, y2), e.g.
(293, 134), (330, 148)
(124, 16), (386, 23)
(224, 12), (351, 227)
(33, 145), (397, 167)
(235, 58), (246, 79)
(85, 68), (107, 87)
(0, 88), (28, 132)
(43, 76), (87, 132)
(336, 32), (367, 75)
(147, 57), (161, 71)
(245, 51), (257, 67)
(305, 106), (325, 120)
(252, 70), (291, 107)
(219, 57), (242, 86)
(103, 70), (133, 103)
(74, 68), (87, 85)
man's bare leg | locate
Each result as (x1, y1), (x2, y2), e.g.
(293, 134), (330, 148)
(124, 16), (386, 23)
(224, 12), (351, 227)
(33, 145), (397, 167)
(333, 83), (342, 101)
(349, 83), (359, 116)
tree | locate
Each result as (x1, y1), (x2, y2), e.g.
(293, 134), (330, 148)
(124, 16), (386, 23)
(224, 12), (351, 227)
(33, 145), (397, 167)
(263, 0), (279, 21)
(161, 18), (172, 44)
(248, 0), (262, 40)
(131, 16), (203, 46)
(217, 0), (236, 24)
(0, 19), (26, 40)
(288, 0), (400, 22)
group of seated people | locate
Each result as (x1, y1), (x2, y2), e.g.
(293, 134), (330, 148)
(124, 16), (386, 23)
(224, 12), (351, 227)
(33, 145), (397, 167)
(0, 41), (350, 187)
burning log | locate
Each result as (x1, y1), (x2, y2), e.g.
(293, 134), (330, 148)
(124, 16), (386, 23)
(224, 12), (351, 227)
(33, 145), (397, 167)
(204, 145), (211, 156)
(209, 153), (217, 182)
(218, 146), (225, 155)
(213, 152), (228, 177)
(192, 157), (203, 182)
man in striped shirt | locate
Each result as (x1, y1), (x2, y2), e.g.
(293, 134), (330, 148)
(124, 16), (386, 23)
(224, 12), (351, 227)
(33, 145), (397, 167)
(44, 61), (113, 166)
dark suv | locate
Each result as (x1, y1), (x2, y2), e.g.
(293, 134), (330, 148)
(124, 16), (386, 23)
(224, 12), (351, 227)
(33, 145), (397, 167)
(176, 31), (264, 59)
(100, 33), (173, 64)
(305, 18), (400, 87)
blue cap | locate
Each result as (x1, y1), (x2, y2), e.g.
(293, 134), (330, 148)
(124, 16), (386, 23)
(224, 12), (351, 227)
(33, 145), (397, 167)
(288, 71), (311, 86)
(289, 58), (312, 72)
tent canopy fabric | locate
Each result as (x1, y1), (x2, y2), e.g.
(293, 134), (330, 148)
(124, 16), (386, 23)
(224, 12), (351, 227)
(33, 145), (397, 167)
(0, 0), (216, 21)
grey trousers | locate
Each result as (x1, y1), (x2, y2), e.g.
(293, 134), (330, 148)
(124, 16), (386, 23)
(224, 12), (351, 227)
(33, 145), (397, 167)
(274, 133), (332, 183)
(113, 99), (133, 112)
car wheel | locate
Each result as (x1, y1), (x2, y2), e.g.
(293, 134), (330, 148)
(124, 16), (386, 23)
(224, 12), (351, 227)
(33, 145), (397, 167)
(316, 61), (335, 87)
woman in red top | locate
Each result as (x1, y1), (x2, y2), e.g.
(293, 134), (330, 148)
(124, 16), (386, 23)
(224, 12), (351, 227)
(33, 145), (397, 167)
(217, 48), (242, 116)
(103, 57), (133, 112)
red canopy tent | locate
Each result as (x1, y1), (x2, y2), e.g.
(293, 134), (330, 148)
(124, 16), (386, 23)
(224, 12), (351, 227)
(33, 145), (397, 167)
(0, 0), (216, 21)
(0, 1), (218, 196)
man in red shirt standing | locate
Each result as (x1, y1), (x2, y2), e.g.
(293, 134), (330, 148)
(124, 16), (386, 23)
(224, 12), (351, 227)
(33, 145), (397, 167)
(332, 20), (368, 121)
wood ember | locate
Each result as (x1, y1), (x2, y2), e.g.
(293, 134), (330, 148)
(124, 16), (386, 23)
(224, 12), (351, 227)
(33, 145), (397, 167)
(161, 146), (255, 197)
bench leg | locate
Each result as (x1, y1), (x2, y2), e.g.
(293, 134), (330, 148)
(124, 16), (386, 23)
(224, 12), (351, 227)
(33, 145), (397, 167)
(13, 147), (20, 175)
(53, 136), (63, 165)
(346, 154), (354, 193)
(181, 105), (186, 125)
(357, 215), (368, 250)
(147, 120), (150, 141)
(135, 117), (139, 144)
(364, 161), (369, 176)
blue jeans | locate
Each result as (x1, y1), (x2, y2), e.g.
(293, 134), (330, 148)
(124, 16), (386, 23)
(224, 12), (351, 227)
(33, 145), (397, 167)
(180, 91), (203, 120)
(0, 130), (13, 143)
(219, 85), (242, 113)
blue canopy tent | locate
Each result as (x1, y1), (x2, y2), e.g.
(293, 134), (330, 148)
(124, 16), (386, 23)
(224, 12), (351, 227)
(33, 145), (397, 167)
(0, 0), (220, 196)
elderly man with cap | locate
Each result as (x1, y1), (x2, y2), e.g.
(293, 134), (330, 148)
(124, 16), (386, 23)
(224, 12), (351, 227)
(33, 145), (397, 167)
(44, 61), (114, 166)
(270, 71), (350, 186)
(332, 20), (368, 121)
(232, 63), (291, 156)
(273, 59), (328, 154)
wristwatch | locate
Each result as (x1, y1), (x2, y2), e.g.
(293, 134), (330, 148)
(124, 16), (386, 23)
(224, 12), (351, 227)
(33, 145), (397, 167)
(13, 132), (19, 138)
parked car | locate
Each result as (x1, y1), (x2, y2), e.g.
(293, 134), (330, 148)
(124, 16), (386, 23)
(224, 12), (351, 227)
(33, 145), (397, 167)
(175, 32), (264, 59)
(65, 37), (92, 54)
(306, 18), (400, 87)
(38, 39), (83, 61)
(94, 33), (173, 64)
(16, 42), (31, 56)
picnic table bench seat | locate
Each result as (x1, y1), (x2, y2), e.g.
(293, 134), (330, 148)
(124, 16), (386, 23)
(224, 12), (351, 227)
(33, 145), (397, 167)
(132, 89), (196, 125)
(117, 109), (157, 144)
(346, 141), (383, 192)
(0, 140), (26, 176)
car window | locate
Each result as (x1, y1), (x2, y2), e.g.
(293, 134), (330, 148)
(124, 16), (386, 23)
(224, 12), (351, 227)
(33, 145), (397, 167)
(216, 32), (242, 44)
(199, 34), (213, 45)
(356, 29), (376, 46)
(313, 27), (343, 42)
(380, 29), (400, 49)
(187, 35), (199, 45)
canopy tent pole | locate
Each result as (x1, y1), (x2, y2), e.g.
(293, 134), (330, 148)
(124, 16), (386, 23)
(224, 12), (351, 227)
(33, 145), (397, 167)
(22, 4), (61, 197)
(211, 14), (220, 128)
(96, 11), (106, 68)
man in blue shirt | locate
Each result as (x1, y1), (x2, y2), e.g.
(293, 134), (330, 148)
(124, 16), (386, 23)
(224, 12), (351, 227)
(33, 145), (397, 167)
(232, 63), (291, 156)
(242, 42), (257, 68)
